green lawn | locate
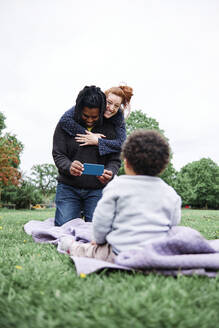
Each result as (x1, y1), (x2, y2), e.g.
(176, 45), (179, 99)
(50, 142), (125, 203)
(0, 208), (219, 328)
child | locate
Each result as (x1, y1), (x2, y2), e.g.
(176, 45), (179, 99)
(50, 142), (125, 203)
(60, 129), (181, 262)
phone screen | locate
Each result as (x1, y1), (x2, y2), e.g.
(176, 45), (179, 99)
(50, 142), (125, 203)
(82, 163), (104, 176)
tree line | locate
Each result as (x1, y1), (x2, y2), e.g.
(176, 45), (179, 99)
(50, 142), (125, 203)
(0, 111), (218, 209)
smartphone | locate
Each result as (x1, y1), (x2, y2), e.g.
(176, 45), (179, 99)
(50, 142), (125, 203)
(82, 163), (104, 176)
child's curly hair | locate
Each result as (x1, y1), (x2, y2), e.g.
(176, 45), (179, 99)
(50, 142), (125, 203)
(122, 129), (170, 176)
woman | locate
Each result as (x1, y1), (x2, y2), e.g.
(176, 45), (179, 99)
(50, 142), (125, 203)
(59, 85), (133, 155)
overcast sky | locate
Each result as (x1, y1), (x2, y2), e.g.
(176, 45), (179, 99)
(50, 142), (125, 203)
(0, 0), (218, 176)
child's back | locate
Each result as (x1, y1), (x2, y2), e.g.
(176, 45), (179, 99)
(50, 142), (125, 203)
(93, 174), (181, 254)
(93, 129), (181, 254)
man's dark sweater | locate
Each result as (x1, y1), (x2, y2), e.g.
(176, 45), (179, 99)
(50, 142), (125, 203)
(52, 121), (121, 189)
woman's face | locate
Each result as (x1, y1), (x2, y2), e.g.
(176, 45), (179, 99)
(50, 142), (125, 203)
(104, 93), (122, 119)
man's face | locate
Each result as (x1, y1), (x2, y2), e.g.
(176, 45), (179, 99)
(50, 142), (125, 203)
(81, 107), (100, 128)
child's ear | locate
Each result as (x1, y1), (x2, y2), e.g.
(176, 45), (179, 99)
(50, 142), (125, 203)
(124, 158), (129, 171)
(124, 158), (136, 175)
(124, 158), (130, 167)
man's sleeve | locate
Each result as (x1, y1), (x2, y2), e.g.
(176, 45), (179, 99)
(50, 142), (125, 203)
(92, 180), (118, 244)
(52, 123), (72, 176)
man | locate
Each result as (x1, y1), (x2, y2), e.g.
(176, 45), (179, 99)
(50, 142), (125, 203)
(52, 86), (121, 225)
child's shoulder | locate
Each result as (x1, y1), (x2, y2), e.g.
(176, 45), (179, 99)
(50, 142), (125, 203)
(159, 178), (181, 199)
(104, 175), (127, 190)
(108, 175), (123, 185)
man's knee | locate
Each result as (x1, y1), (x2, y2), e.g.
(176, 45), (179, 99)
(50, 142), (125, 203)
(55, 201), (81, 226)
(55, 206), (71, 226)
(84, 189), (103, 222)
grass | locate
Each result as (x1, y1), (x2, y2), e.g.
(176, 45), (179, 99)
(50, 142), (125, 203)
(0, 208), (219, 328)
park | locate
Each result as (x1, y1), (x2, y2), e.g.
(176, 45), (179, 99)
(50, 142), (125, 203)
(1, 1), (219, 327)
(0, 207), (219, 327)
(1, 108), (219, 327)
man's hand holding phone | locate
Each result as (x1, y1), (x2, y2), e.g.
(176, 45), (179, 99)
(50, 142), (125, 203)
(70, 160), (84, 176)
(97, 169), (113, 184)
(70, 162), (112, 183)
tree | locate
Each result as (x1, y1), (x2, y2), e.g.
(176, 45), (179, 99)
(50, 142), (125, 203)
(160, 162), (177, 187)
(29, 163), (58, 196)
(0, 112), (23, 199)
(174, 158), (219, 209)
(1, 180), (43, 209)
(0, 112), (6, 134)
(125, 110), (164, 136)
(119, 110), (177, 186)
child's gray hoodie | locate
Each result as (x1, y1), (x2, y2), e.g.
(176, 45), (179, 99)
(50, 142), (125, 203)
(92, 175), (181, 254)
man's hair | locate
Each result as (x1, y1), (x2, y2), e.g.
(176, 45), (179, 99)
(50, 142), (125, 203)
(122, 129), (170, 176)
(74, 86), (106, 126)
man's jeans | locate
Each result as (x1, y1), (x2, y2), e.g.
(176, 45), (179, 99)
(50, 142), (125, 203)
(55, 183), (102, 226)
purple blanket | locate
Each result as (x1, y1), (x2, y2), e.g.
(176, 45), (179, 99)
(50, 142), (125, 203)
(24, 218), (219, 277)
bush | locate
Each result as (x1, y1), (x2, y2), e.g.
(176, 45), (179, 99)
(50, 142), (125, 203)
(1, 180), (43, 209)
